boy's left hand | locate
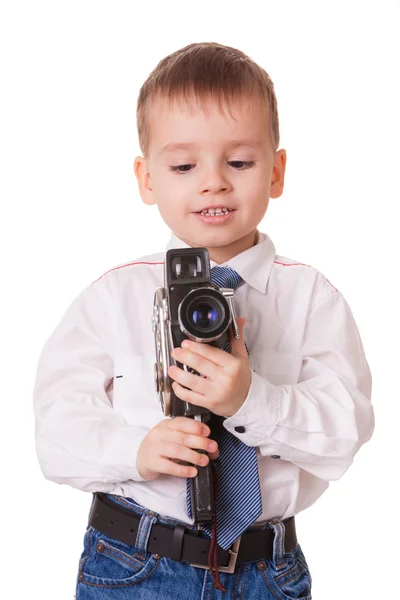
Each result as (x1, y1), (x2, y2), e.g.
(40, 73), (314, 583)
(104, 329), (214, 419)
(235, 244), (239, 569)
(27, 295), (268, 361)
(168, 317), (251, 418)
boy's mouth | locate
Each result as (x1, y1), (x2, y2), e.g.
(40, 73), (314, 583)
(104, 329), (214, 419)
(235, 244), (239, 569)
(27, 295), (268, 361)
(193, 206), (237, 225)
(194, 206), (236, 216)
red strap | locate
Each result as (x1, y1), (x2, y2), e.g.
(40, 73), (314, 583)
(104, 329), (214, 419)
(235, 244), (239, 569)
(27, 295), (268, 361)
(207, 462), (226, 592)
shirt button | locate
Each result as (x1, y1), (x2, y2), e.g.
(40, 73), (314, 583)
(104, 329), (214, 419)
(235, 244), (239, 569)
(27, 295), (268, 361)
(235, 426), (246, 433)
(271, 455), (281, 459)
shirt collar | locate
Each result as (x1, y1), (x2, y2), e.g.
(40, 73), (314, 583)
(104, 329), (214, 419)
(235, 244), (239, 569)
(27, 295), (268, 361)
(165, 230), (276, 294)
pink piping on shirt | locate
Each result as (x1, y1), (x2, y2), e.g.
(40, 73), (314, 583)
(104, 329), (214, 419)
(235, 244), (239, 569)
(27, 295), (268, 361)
(92, 261), (164, 283)
(92, 259), (337, 292)
(274, 261), (338, 291)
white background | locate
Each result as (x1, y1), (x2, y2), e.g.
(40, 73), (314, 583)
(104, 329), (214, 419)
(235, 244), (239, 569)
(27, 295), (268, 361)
(1, 1), (399, 598)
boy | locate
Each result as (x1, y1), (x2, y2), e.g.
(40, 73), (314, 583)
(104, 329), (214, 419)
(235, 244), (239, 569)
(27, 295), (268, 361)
(33, 42), (374, 598)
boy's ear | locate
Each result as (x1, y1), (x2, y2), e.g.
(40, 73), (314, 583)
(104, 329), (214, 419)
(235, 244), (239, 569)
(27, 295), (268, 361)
(270, 149), (287, 199)
(134, 156), (156, 206)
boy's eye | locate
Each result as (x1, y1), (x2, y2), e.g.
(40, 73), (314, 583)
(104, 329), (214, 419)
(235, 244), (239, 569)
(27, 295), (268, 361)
(170, 164), (193, 173)
(229, 161), (255, 169)
(169, 161), (255, 174)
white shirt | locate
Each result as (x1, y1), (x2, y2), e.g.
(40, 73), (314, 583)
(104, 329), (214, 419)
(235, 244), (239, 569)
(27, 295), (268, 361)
(33, 230), (374, 524)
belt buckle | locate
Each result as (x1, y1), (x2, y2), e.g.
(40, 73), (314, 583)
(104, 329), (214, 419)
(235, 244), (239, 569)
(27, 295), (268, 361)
(190, 536), (241, 574)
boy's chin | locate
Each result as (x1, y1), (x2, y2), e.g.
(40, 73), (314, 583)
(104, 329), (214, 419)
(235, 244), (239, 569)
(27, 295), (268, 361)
(178, 232), (233, 247)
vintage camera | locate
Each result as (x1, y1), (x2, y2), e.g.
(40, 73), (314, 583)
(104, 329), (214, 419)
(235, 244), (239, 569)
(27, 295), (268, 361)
(152, 247), (240, 523)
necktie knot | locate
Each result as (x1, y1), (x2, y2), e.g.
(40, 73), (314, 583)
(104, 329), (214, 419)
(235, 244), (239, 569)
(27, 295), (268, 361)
(211, 266), (243, 290)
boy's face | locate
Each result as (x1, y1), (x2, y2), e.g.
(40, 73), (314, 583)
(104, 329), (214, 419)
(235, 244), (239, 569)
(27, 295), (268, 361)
(134, 93), (286, 263)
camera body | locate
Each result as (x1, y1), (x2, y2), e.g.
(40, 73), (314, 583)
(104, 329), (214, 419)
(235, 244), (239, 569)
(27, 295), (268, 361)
(152, 247), (240, 522)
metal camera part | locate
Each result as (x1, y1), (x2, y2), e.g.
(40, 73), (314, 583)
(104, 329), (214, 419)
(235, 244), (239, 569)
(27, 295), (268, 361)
(152, 287), (176, 416)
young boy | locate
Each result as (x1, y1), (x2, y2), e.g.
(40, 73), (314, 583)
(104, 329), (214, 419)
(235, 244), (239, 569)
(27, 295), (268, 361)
(33, 42), (374, 599)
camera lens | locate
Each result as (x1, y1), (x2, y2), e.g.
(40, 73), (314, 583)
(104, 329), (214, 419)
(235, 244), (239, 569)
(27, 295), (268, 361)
(179, 287), (231, 341)
(190, 302), (219, 329)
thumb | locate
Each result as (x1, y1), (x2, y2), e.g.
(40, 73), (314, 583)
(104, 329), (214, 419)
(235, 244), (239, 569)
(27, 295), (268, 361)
(229, 317), (248, 359)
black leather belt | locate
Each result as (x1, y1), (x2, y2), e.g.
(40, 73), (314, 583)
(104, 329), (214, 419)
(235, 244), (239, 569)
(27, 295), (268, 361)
(89, 493), (297, 573)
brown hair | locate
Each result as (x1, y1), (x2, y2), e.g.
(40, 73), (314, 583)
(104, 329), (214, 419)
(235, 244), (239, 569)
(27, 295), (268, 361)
(136, 42), (280, 158)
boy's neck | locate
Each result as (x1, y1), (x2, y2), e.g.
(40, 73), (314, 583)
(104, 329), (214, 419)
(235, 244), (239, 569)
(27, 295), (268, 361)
(178, 229), (259, 264)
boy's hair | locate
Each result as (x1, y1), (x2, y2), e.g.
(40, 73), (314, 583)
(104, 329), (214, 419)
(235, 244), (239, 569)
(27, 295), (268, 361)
(136, 42), (280, 158)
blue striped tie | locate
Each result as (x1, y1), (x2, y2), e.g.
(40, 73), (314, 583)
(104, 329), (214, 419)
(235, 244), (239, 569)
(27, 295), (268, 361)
(186, 266), (262, 550)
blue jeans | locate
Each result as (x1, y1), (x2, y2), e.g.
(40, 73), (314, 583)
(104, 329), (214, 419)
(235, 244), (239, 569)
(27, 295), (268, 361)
(75, 494), (312, 599)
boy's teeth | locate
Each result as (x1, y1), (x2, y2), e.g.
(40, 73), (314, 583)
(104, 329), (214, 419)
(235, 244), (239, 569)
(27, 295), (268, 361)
(200, 208), (232, 215)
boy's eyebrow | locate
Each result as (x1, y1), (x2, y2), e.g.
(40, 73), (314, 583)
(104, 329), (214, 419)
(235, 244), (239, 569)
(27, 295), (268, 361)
(158, 140), (264, 155)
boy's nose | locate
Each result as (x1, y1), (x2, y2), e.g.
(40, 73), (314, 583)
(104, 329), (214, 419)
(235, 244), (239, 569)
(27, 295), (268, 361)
(202, 184), (230, 194)
(200, 168), (232, 195)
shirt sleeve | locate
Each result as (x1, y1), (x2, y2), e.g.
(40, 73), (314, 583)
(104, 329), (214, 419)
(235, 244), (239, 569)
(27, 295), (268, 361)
(224, 290), (374, 482)
(33, 280), (147, 493)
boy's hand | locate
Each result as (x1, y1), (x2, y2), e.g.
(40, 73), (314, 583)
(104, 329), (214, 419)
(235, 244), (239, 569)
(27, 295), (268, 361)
(168, 317), (251, 418)
(136, 417), (219, 481)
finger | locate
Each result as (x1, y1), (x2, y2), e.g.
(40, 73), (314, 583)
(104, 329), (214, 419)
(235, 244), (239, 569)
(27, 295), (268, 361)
(179, 339), (233, 367)
(164, 443), (211, 468)
(166, 416), (210, 437)
(171, 347), (220, 380)
(163, 425), (218, 455)
(209, 447), (220, 460)
(162, 418), (219, 455)
(168, 364), (211, 393)
(171, 381), (209, 409)
(156, 457), (199, 478)
(169, 450), (220, 469)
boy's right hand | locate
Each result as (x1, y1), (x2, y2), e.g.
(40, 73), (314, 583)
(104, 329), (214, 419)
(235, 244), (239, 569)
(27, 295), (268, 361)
(136, 417), (219, 481)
